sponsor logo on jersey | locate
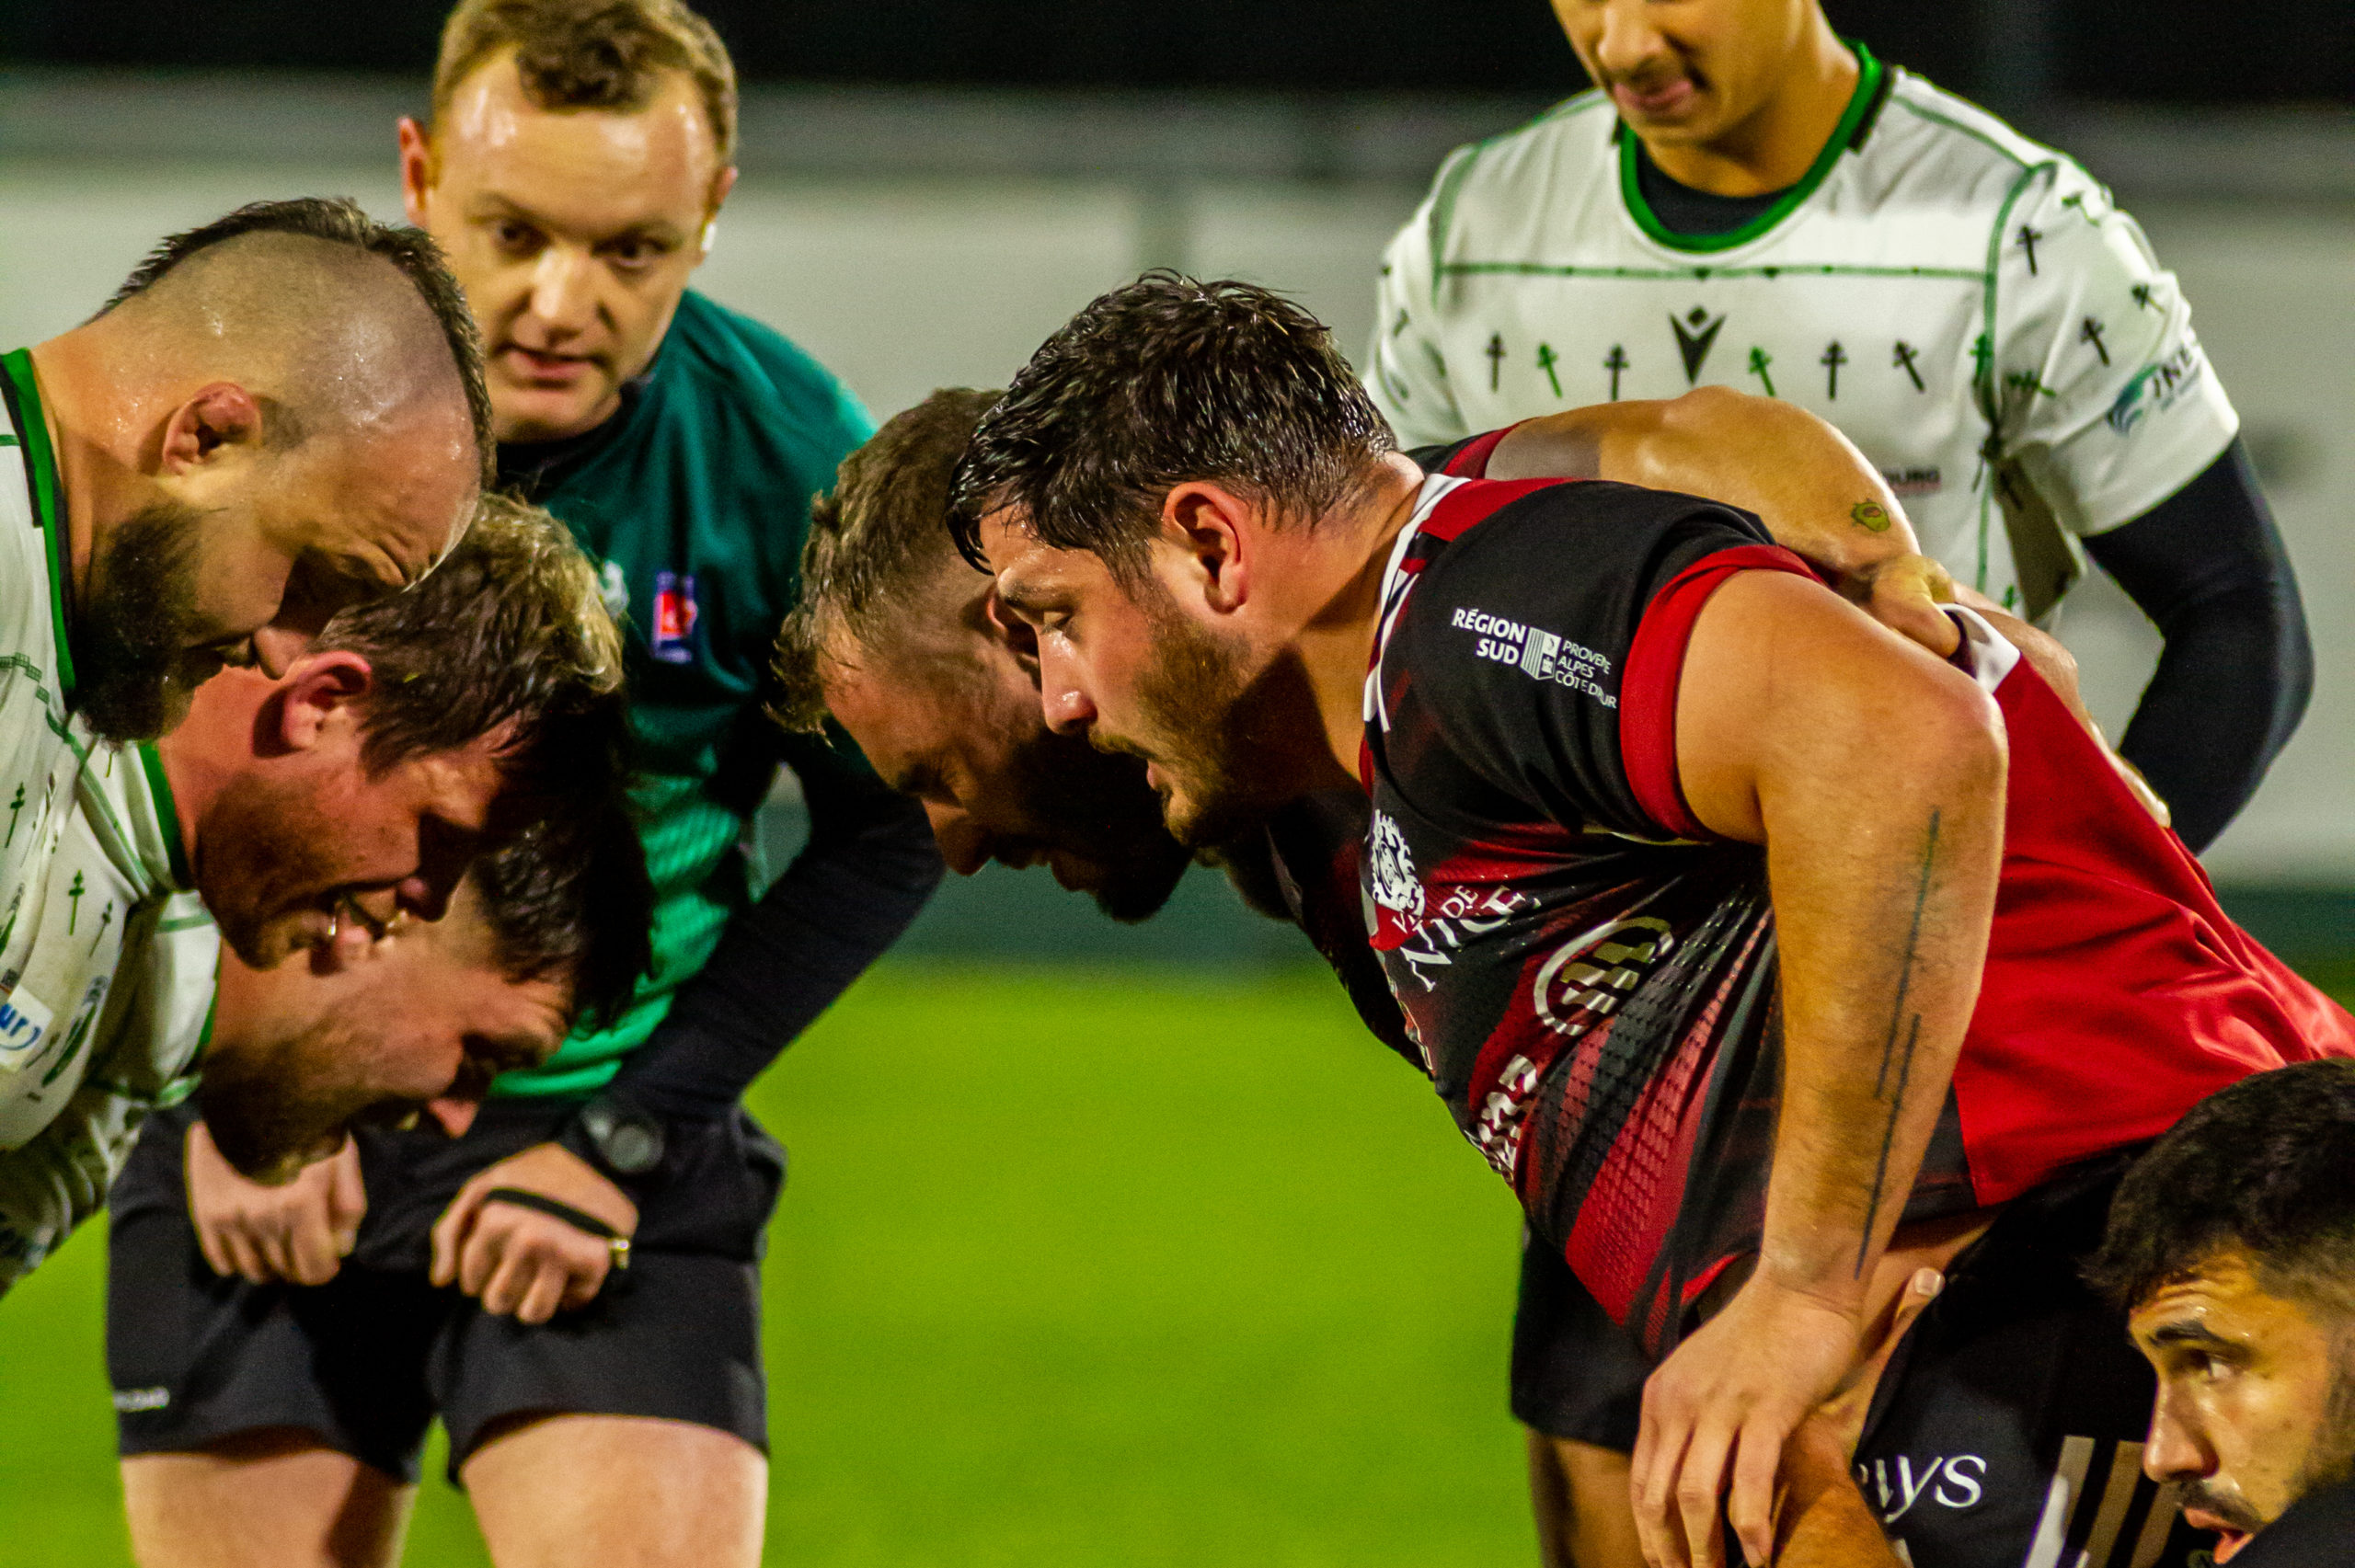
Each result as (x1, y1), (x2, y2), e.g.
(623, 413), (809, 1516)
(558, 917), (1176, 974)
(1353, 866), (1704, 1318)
(1534, 917), (1676, 1039)
(1856, 1452), (1986, 1521)
(1451, 606), (1617, 707)
(111, 1387), (170, 1413)
(2106, 343), (2205, 436)
(0, 983), (53, 1066)
(1671, 307), (1728, 383)
(650, 570), (699, 663)
(597, 559), (629, 620)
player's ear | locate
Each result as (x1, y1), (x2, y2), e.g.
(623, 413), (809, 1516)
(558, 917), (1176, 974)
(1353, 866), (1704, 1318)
(1162, 481), (1252, 615)
(396, 117), (437, 224)
(273, 650), (375, 753)
(158, 383), (265, 475)
(700, 166), (739, 257)
(977, 584), (1040, 677)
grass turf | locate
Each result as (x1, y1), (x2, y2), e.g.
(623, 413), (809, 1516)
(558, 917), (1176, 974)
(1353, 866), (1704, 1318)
(0, 962), (1533, 1566)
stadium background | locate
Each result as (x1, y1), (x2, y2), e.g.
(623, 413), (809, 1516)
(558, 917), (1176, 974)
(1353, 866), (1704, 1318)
(0, 2), (2349, 1561)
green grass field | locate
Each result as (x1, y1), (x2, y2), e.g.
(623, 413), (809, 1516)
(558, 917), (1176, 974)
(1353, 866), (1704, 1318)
(0, 963), (1535, 1566)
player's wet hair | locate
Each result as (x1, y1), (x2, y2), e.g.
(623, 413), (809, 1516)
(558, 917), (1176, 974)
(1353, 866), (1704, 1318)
(947, 272), (1396, 578)
(433, 0), (739, 165)
(313, 492), (630, 830)
(2086, 1059), (2355, 1317)
(772, 386), (1003, 734)
(98, 197), (493, 487)
(472, 800), (651, 1033)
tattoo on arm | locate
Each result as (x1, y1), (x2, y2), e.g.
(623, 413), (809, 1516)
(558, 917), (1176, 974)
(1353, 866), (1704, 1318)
(1855, 808), (1942, 1276)
(1850, 500), (1893, 533)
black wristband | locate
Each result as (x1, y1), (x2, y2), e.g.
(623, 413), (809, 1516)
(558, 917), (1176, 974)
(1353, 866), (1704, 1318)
(481, 1186), (620, 1241)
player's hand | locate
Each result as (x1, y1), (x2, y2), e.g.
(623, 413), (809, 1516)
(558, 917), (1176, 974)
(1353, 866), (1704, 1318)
(1631, 1275), (1864, 1568)
(1844, 553), (1961, 660)
(186, 1119), (366, 1287)
(430, 1141), (638, 1325)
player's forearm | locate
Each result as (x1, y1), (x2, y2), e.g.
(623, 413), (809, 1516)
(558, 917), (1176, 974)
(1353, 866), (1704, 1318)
(1488, 387), (1920, 571)
(1679, 577), (2004, 1307)
(1775, 1420), (1901, 1568)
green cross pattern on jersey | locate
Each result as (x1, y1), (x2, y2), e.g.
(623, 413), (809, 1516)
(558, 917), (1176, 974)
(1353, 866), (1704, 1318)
(488, 292), (874, 1097)
(1368, 45), (2240, 619)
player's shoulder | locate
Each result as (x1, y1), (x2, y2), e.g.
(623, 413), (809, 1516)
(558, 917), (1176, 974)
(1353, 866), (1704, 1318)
(654, 291), (875, 458)
(1869, 69), (2102, 210)
(1412, 89), (1620, 242)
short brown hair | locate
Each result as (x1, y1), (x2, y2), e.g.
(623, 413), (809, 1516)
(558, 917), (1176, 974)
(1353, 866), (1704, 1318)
(434, 0), (739, 165)
(472, 799), (651, 1033)
(947, 272), (1396, 578)
(101, 197), (494, 488)
(772, 387), (1002, 734)
(315, 492), (628, 818)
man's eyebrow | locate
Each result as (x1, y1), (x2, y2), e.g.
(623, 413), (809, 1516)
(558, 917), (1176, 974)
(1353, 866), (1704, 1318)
(995, 577), (1053, 615)
(889, 761), (945, 799)
(465, 193), (684, 248)
(2148, 1319), (2239, 1351)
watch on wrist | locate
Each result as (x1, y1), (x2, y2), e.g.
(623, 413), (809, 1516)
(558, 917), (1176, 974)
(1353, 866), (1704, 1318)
(572, 1096), (665, 1177)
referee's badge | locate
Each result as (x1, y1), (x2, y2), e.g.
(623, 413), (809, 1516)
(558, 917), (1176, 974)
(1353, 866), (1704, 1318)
(651, 570), (699, 664)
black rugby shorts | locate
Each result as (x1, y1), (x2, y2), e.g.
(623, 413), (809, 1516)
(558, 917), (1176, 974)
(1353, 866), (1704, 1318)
(107, 1098), (784, 1483)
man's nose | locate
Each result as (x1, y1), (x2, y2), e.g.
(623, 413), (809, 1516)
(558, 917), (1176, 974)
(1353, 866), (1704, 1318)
(2143, 1391), (2214, 1482)
(925, 804), (990, 876)
(1594, 0), (1667, 77)
(527, 246), (599, 335)
(1036, 646), (1097, 735)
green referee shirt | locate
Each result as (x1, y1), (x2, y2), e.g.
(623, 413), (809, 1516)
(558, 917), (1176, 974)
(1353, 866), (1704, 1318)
(491, 290), (874, 1097)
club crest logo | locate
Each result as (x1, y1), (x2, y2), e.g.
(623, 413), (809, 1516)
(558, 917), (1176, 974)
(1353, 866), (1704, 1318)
(1367, 811), (1425, 932)
(651, 570), (699, 664)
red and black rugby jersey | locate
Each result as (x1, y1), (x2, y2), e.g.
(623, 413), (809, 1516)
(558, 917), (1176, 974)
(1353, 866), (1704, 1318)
(1362, 464), (2354, 1359)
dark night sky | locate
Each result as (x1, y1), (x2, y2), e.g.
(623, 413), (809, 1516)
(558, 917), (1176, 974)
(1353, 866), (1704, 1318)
(3, 0), (2347, 105)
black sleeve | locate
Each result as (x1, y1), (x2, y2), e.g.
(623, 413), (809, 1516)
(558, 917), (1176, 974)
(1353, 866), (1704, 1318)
(598, 741), (944, 1125)
(2083, 439), (2312, 853)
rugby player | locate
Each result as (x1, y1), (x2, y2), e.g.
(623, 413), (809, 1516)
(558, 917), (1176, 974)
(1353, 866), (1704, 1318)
(1369, 0), (2306, 857)
(1781, 1061), (2355, 1568)
(1, 495), (629, 1288)
(949, 275), (2353, 1568)
(111, 5), (940, 1564)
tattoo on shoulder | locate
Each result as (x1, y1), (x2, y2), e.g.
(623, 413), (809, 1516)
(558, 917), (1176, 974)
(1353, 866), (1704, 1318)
(1856, 808), (1942, 1276)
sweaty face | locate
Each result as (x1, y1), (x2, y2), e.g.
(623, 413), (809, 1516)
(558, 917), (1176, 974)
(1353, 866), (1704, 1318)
(197, 879), (570, 1183)
(982, 514), (1292, 851)
(191, 681), (514, 967)
(73, 498), (220, 741)
(406, 52), (725, 443)
(1551, 0), (1814, 148)
(2131, 1252), (2355, 1562)
(823, 615), (1192, 923)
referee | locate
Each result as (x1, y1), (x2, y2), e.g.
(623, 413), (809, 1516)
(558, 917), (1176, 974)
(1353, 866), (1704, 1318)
(109, 5), (938, 1566)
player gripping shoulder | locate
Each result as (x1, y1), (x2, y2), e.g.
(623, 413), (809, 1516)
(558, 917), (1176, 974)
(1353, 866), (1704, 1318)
(108, 6), (939, 1568)
(1370, 0), (2308, 854)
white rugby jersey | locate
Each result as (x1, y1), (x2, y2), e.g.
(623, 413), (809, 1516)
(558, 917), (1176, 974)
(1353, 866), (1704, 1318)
(0, 741), (213, 1289)
(0, 349), (95, 1012)
(1367, 47), (2237, 616)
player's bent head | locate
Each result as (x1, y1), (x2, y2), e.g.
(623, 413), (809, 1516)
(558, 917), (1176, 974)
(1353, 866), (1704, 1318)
(66, 197), (490, 743)
(945, 271), (1396, 582)
(186, 492), (630, 968)
(408, 0), (739, 443)
(196, 804), (652, 1185)
(775, 388), (1194, 921)
(2086, 1059), (2355, 1557)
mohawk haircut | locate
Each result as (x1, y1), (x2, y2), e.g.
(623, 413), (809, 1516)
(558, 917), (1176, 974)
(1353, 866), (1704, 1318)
(772, 387), (1002, 735)
(313, 491), (629, 825)
(99, 197), (493, 487)
(2085, 1059), (2355, 1317)
(947, 272), (1396, 578)
(434, 0), (739, 165)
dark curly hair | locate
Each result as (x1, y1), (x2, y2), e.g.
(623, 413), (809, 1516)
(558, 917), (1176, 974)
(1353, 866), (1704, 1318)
(472, 800), (651, 1034)
(947, 272), (1396, 578)
(2085, 1059), (2355, 1315)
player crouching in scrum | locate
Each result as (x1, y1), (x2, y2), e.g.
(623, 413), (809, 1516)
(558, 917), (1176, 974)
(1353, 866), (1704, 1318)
(0, 493), (631, 1289)
(952, 275), (2352, 1568)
